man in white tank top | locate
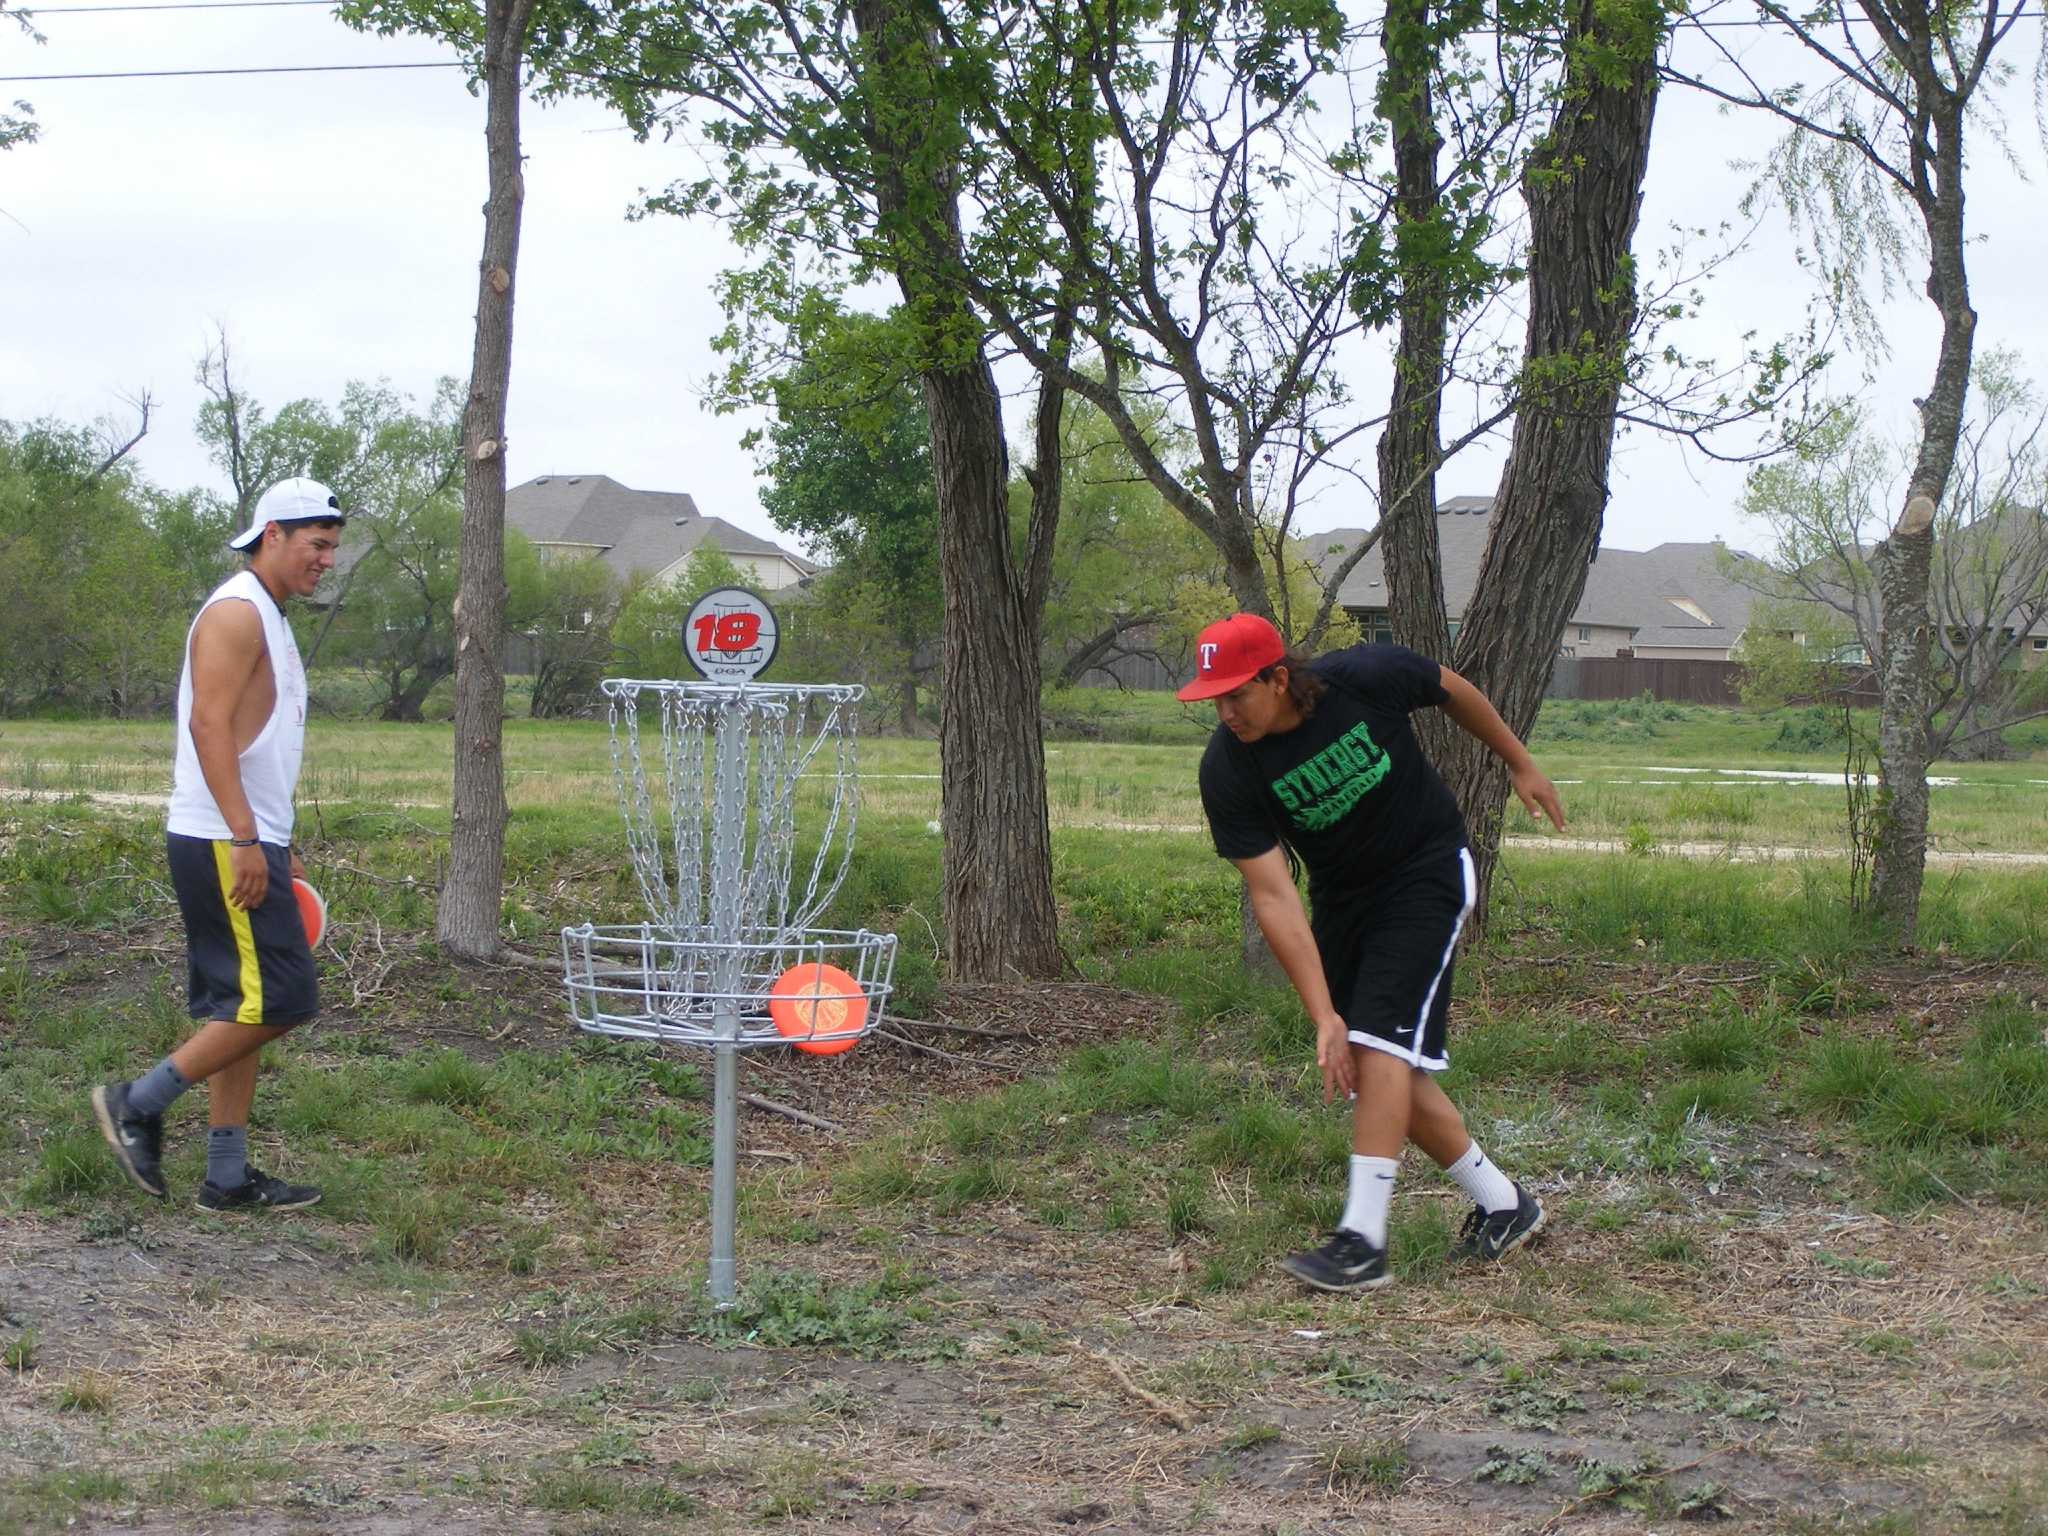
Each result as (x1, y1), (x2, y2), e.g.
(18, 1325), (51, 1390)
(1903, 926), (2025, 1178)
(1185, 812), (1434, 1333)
(92, 479), (345, 1211)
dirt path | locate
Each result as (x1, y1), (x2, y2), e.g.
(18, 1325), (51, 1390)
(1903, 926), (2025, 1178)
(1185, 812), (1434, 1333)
(9, 783), (2048, 869)
(1504, 833), (2048, 866)
(6, 1171), (2044, 1535)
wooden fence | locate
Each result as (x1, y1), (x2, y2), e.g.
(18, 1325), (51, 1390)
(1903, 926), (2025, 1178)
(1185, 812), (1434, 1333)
(1546, 656), (1745, 705)
(1545, 655), (1880, 706)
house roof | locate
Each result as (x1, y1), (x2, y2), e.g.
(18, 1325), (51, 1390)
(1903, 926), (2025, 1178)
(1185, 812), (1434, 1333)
(506, 475), (814, 582)
(1305, 498), (1768, 646)
(1304, 496), (1489, 614)
(1580, 540), (1771, 651)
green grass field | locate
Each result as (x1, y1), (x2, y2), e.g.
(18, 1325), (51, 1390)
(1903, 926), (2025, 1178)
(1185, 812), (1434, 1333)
(0, 697), (2044, 1534)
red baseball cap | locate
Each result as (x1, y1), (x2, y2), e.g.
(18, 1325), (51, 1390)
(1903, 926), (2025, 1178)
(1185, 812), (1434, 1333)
(1176, 613), (1287, 701)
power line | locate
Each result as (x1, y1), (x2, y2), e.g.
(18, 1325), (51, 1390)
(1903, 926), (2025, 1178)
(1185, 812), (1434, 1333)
(0, 60), (459, 79)
(9, 1), (2041, 23)
(14, 1), (334, 13)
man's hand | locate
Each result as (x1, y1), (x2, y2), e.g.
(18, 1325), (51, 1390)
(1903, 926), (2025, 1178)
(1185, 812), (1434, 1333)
(288, 848), (306, 884)
(1511, 763), (1566, 831)
(1315, 1015), (1356, 1103)
(228, 842), (269, 910)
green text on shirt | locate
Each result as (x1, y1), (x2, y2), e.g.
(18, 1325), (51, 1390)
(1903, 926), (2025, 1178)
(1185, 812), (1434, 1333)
(1270, 722), (1389, 831)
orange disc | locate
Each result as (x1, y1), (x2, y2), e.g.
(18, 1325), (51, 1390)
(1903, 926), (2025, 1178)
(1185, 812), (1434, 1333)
(293, 877), (326, 949)
(768, 963), (867, 1056)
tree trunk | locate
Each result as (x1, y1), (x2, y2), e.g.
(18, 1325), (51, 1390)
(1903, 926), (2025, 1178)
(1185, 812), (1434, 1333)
(1869, 515), (1936, 937)
(1442, 0), (1665, 938)
(922, 358), (1062, 979)
(1375, 0), (1454, 763)
(1868, 88), (1976, 947)
(379, 656), (453, 722)
(897, 672), (918, 737)
(437, 0), (535, 961)
(855, 0), (1063, 980)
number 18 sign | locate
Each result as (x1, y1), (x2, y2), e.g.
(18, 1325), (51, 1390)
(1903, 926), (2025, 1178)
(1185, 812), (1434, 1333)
(682, 586), (780, 683)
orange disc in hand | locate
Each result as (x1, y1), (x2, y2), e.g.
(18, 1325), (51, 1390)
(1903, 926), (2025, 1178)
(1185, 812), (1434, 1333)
(293, 877), (326, 949)
(769, 963), (867, 1055)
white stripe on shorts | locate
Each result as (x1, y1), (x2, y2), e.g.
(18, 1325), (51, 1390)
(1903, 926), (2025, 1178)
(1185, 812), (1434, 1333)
(1402, 846), (1475, 1067)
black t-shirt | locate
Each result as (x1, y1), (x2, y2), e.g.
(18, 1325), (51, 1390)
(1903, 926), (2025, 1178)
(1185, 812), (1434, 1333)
(1197, 644), (1467, 902)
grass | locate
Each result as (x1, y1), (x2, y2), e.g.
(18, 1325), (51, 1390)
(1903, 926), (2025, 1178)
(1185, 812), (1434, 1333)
(1318, 1437), (1411, 1496)
(50, 1374), (114, 1414)
(508, 1290), (676, 1367)
(527, 1467), (697, 1517)
(5, 693), (2046, 857)
(2, 1328), (37, 1372)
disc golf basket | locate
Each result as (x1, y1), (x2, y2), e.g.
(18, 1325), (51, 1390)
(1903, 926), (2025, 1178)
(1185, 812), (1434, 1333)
(561, 678), (897, 1302)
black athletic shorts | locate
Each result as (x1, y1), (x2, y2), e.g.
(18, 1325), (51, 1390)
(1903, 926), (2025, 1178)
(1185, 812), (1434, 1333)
(165, 833), (318, 1027)
(1312, 844), (1475, 1073)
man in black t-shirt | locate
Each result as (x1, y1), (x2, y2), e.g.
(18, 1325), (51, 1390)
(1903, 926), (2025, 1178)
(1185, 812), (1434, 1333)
(1182, 612), (1566, 1292)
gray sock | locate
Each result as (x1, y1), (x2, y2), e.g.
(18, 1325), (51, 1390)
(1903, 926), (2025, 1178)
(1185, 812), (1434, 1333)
(127, 1058), (191, 1118)
(206, 1125), (248, 1191)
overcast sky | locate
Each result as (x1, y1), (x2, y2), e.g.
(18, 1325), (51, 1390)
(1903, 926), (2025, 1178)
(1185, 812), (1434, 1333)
(5, 5), (2044, 560)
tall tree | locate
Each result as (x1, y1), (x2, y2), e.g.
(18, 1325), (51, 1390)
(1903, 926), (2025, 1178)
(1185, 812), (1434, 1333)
(520, 1), (1085, 979)
(1373, 0), (1464, 674)
(1437, 0), (1671, 932)
(1668, 0), (2035, 943)
(851, 0), (1069, 977)
(1363, 0), (1553, 773)
(1738, 363), (2048, 764)
(440, 0), (538, 959)
(344, 0), (543, 959)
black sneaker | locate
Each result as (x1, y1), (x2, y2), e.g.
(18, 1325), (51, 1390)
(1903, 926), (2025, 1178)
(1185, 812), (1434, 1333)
(1279, 1229), (1390, 1293)
(91, 1082), (166, 1199)
(195, 1167), (322, 1213)
(1453, 1183), (1546, 1262)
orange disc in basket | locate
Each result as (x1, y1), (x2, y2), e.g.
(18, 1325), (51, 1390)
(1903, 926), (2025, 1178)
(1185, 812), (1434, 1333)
(293, 877), (326, 948)
(769, 963), (867, 1056)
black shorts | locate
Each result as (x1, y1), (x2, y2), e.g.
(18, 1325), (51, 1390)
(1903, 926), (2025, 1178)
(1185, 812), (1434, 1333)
(1312, 845), (1474, 1073)
(166, 833), (318, 1028)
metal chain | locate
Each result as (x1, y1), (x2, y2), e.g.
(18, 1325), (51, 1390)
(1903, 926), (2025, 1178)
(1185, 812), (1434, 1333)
(600, 678), (864, 971)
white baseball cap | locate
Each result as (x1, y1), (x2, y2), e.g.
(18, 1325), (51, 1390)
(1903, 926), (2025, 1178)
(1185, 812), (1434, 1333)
(228, 477), (348, 550)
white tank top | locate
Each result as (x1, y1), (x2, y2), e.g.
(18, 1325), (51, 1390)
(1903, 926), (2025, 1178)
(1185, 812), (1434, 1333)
(165, 569), (308, 845)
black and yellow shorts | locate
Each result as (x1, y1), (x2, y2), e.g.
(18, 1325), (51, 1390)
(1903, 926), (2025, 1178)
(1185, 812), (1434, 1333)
(166, 833), (318, 1027)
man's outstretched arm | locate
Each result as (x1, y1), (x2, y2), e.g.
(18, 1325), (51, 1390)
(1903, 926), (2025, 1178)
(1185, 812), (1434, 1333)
(1436, 667), (1567, 832)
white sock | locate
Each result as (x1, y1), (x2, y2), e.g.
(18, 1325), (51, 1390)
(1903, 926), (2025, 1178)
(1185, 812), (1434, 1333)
(1340, 1155), (1399, 1248)
(1445, 1142), (1519, 1214)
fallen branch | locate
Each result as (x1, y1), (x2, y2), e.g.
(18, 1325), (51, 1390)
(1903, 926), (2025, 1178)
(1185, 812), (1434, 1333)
(895, 1016), (1029, 1040)
(1090, 1349), (1193, 1431)
(740, 1093), (843, 1134)
(1639, 970), (1766, 998)
(875, 1027), (1015, 1072)
(486, 949), (560, 973)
